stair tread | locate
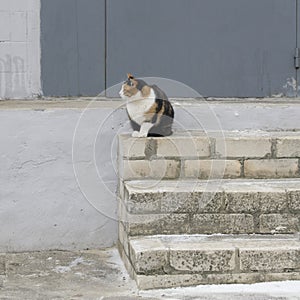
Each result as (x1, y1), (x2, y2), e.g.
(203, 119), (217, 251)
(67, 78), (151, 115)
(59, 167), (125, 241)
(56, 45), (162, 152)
(130, 234), (300, 252)
(121, 130), (300, 138)
(125, 178), (300, 193)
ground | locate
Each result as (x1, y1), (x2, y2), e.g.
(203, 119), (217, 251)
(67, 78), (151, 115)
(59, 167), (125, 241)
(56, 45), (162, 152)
(0, 247), (300, 300)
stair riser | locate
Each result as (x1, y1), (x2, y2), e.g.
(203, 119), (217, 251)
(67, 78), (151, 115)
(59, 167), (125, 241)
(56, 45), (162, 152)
(120, 159), (300, 180)
(119, 134), (300, 179)
(120, 187), (300, 235)
(120, 210), (300, 236)
(135, 272), (300, 290)
(129, 245), (300, 276)
(124, 189), (299, 214)
(119, 135), (300, 159)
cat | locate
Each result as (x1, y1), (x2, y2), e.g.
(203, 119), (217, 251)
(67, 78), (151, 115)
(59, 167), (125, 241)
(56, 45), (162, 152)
(119, 74), (174, 137)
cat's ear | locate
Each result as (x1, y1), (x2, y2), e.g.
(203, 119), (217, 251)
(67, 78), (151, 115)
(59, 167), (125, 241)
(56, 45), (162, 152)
(127, 73), (134, 79)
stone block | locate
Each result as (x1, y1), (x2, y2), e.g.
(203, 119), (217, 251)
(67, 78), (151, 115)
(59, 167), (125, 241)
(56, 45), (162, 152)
(196, 192), (224, 213)
(169, 243), (235, 272)
(118, 178), (125, 200)
(121, 159), (180, 180)
(224, 191), (287, 213)
(118, 136), (148, 158)
(118, 199), (128, 224)
(125, 213), (190, 236)
(190, 214), (254, 234)
(244, 159), (298, 178)
(161, 191), (224, 214)
(118, 243), (136, 279)
(0, 255), (5, 276)
(159, 213), (191, 235)
(259, 214), (300, 233)
(203, 272), (265, 285)
(160, 192), (199, 213)
(289, 191), (300, 211)
(216, 137), (271, 158)
(129, 239), (168, 274)
(125, 213), (163, 236)
(265, 272), (300, 282)
(156, 136), (210, 158)
(125, 182), (224, 214)
(126, 192), (161, 214)
(277, 137), (300, 158)
(118, 222), (129, 256)
(240, 242), (300, 272)
(184, 159), (241, 179)
(136, 273), (265, 290)
(136, 274), (206, 290)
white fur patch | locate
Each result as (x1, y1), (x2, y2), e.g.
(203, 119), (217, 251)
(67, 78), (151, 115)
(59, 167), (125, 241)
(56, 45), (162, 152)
(119, 86), (155, 125)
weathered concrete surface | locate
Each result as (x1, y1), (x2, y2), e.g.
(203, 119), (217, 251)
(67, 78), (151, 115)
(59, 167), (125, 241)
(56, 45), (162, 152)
(0, 247), (299, 300)
(0, 248), (139, 299)
(0, 106), (127, 252)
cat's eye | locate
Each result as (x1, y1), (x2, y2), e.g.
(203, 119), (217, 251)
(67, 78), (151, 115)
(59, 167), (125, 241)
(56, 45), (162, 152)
(124, 80), (133, 86)
(124, 79), (134, 87)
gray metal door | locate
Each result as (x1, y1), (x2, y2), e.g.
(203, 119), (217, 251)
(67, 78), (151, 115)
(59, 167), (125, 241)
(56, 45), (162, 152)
(41, 0), (105, 96)
(107, 0), (297, 97)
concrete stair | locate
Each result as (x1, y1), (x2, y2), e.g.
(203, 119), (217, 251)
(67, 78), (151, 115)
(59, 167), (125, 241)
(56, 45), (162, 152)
(117, 131), (300, 289)
(127, 234), (300, 290)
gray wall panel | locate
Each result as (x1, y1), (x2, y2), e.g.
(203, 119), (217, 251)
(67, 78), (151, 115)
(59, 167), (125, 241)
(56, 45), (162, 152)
(107, 0), (296, 97)
(41, 0), (297, 97)
(76, 0), (105, 95)
(41, 0), (105, 96)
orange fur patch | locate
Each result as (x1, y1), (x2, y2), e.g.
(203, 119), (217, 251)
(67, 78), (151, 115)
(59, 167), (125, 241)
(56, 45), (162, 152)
(141, 85), (151, 97)
(144, 102), (157, 121)
(123, 83), (139, 97)
(127, 73), (134, 79)
(144, 101), (166, 124)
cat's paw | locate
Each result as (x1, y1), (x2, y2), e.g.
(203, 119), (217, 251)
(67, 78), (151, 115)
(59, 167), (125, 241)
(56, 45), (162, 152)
(132, 131), (148, 138)
(132, 131), (141, 137)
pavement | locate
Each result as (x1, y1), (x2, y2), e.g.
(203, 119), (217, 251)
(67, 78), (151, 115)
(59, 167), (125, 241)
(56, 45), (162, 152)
(0, 247), (300, 300)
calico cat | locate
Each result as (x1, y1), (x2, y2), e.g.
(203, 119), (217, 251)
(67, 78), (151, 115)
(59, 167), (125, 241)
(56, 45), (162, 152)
(119, 74), (174, 137)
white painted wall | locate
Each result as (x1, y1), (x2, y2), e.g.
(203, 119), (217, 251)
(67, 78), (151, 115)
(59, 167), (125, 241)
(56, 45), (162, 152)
(0, 0), (41, 99)
(0, 104), (124, 252)
(1, 100), (300, 252)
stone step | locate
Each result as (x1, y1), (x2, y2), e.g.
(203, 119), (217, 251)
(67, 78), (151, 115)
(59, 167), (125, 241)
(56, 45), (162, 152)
(119, 179), (300, 235)
(119, 234), (300, 289)
(118, 131), (300, 179)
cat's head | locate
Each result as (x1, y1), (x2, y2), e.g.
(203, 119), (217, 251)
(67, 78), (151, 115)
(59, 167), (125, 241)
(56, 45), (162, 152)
(119, 73), (149, 99)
